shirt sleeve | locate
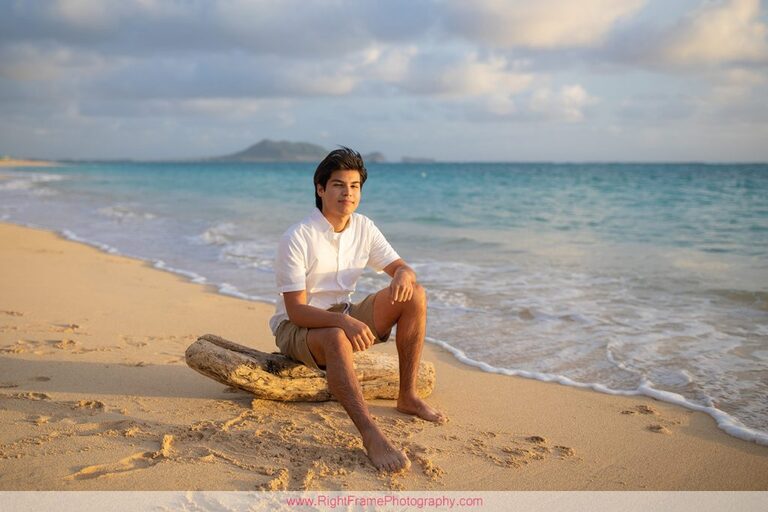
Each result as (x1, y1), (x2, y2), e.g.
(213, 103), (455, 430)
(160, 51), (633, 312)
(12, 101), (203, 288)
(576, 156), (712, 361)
(275, 231), (307, 293)
(367, 220), (400, 273)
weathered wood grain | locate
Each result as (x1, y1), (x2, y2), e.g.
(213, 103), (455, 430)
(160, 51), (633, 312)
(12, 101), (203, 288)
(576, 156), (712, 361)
(185, 334), (435, 401)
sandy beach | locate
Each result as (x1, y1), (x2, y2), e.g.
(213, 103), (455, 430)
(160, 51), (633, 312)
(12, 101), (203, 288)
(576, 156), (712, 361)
(0, 221), (767, 491)
(0, 158), (58, 168)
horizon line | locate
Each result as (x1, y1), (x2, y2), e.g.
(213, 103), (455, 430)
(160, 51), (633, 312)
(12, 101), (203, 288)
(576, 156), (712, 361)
(37, 158), (768, 165)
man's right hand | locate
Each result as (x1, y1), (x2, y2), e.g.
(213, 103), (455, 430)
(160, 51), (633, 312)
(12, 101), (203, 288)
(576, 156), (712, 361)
(338, 315), (376, 352)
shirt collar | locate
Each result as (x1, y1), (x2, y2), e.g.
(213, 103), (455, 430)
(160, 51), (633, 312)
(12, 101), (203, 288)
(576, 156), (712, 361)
(310, 208), (353, 235)
(310, 208), (335, 234)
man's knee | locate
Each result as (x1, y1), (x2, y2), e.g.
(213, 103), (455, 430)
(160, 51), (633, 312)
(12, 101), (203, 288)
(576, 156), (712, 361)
(410, 283), (427, 310)
(308, 327), (351, 365)
(323, 327), (351, 354)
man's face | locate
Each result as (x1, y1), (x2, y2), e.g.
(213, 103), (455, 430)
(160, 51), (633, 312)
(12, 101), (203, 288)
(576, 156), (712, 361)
(317, 169), (362, 217)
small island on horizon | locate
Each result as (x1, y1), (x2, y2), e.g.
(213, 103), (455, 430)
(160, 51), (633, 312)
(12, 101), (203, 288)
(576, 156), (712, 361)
(3, 140), (441, 164)
(205, 139), (395, 164)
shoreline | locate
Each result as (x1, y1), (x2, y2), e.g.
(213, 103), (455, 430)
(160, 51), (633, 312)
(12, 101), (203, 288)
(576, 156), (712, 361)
(1, 220), (767, 490)
(9, 217), (767, 447)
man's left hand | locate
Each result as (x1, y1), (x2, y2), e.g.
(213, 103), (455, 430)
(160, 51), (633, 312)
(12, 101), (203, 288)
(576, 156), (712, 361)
(389, 267), (415, 304)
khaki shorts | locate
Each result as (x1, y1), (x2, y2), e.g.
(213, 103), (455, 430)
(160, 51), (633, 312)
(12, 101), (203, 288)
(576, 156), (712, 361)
(274, 292), (390, 371)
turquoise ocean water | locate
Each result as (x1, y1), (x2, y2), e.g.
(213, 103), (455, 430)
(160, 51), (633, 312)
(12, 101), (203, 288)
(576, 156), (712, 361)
(1, 162), (767, 443)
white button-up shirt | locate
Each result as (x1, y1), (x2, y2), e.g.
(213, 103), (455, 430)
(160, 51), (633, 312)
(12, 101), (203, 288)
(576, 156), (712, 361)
(269, 208), (400, 334)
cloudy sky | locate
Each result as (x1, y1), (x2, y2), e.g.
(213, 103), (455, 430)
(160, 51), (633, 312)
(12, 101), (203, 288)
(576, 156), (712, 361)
(1, 0), (767, 161)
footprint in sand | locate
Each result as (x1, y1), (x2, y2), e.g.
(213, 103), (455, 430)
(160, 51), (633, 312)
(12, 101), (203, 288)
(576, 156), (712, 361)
(406, 444), (445, 480)
(647, 424), (672, 434)
(53, 339), (79, 350)
(1, 310), (24, 317)
(256, 468), (290, 491)
(2, 392), (51, 400)
(461, 429), (577, 469)
(119, 361), (150, 367)
(554, 445), (576, 457)
(27, 415), (51, 425)
(65, 451), (159, 480)
(620, 404), (677, 434)
(165, 334), (198, 345)
(621, 404), (658, 416)
(1, 338), (85, 355)
(0, 339), (35, 354)
(120, 335), (149, 348)
(65, 435), (173, 480)
(51, 323), (85, 334)
(74, 400), (106, 410)
(300, 460), (351, 490)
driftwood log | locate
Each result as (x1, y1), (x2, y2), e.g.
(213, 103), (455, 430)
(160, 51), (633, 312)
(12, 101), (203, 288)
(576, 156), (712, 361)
(185, 334), (435, 401)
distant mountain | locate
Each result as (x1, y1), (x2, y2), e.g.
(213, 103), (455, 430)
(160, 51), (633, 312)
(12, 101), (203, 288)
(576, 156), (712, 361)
(209, 139), (329, 162)
(207, 139), (387, 163)
(363, 151), (386, 163)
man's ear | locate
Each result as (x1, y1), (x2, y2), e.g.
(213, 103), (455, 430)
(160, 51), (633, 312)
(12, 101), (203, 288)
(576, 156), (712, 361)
(316, 183), (325, 197)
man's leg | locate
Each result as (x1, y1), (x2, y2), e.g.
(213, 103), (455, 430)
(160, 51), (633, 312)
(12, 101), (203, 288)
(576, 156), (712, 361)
(372, 284), (447, 423)
(306, 327), (410, 472)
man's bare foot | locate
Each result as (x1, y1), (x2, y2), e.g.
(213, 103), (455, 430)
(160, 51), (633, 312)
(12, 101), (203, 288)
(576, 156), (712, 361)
(397, 395), (448, 423)
(361, 425), (411, 472)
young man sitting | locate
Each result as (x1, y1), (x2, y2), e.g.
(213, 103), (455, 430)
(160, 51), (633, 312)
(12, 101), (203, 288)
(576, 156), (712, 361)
(269, 147), (446, 472)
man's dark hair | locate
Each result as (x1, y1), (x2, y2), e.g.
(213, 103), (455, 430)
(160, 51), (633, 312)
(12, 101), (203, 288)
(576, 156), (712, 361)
(314, 146), (368, 210)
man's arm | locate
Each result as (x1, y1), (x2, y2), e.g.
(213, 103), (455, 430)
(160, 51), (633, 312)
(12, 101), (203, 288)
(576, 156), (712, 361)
(283, 290), (376, 350)
(383, 258), (417, 304)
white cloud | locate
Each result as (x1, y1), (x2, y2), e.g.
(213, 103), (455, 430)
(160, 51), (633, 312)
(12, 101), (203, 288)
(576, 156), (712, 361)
(663, 0), (768, 66)
(361, 45), (418, 82)
(80, 51), (366, 100)
(480, 94), (517, 117)
(450, 82), (598, 123)
(48, 0), (116, 30)
(282, 73), (359, 97)
(173, 98), (267, 118)
(713, 67), (767, 99)
(396, 51), (535, 97)
(0, 42), (111, 81)
(530, 85), (597, 121)
(442, 0), (646, 49)
(698, 67), (768, 122)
